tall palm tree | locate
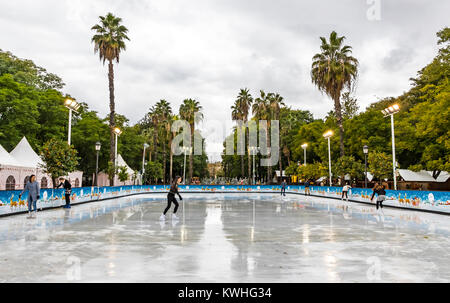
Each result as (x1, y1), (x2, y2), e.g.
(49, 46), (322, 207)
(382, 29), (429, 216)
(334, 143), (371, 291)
(236, 89), (253, 183)
(252, 90), (271, 183)
(169, 114), (180, 184)
(154, 100), (172, 184)
(91, 13), (130, 185)
(179, 99), (203, 184)
(269, 93), (285, 177)
(311, 31), (358, 156)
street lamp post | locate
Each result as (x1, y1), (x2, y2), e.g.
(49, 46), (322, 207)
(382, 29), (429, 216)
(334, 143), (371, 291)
(363, 145), (369, 188)
(323, 130), (334, 186)
(249, 146), (259, 185)
(113, 127), (123, 170)
(301, 143), (308, 166)
(182, 146), (191, 185)
(382, 104), (400, 190)
(64, 98), (80, 145)
(95, 141), (101, 187)
(142, 143), (149, 184)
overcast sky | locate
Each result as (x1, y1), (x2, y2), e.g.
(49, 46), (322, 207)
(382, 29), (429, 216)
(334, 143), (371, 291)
(0, 0), (448, 161)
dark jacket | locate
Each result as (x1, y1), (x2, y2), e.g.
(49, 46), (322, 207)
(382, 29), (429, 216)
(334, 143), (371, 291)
(56, 180), (72, 194)
(169, 183), (182, 199)
(371, 187), (386, 200)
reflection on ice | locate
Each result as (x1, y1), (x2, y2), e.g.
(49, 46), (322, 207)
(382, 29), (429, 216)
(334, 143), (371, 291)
(0, 193), (449, 282)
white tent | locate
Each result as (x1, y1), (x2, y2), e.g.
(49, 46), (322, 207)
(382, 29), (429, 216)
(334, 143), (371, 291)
(0, 144), (21, 167)
(9, 137), (44, 168)
(117, 154), (135, 177)
(398, 169), (436, 182)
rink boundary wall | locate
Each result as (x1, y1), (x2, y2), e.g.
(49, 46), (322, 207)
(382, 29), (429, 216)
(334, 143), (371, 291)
(0, 185), (449, 218)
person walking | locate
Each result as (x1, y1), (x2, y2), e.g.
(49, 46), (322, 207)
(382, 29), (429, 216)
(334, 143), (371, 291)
(19, 175), (40, 218)
(342, 182), (352, 201)
(160, 176), (183, 221)
(56, 177), (72, 209)
(371, 184), (386, 213)
(304, 179), (311, 196)
(280, 179), (287, 196)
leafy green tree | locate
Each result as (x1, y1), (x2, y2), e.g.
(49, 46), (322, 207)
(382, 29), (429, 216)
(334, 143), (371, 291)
(333, 155), (364, 180)
(117, 166), (129, 183)
(0, 49), (64, 90)
(311, 31), (359, 156)
(40, 138), (79, 185)
(143, 161), (163, 184)
(91, 13), (130, 185)
(368, 151), (392, 182)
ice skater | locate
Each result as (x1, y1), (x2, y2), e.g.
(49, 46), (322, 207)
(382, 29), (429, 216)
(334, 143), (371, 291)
(56, 177), (72, 208)
(160, 176), (183, 221)
(304, 179), (311, 196)
(341, 182), (351, 201)
(280, 179), (287, 196)
(371, 184), (386, 214)
(19, 175), (40, 218)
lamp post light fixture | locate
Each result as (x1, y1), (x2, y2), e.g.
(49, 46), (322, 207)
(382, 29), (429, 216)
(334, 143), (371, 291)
(363, 145), (369, 188)
(95, 141), (101, 187)
(323, 130), (334, 186)
(64, 98), (80, 145)
(301, 143), (308, 166)
(382, 103), (400, 190)
(113, 127), (123, 170)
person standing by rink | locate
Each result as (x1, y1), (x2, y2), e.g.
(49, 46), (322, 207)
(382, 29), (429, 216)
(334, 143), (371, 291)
(371, 184), (386, 213)
(160, 176), (183, 221)
(56, 177), (72, 209)
(342, 182), (352, 201)
(19, 175), (40, 218)
(280, 179), (287, 196)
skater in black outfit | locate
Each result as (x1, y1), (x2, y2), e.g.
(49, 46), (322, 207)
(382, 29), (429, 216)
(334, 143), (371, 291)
(160, 176), (183, 221)
(304, 180), (311, 196)
(280, 179), (287, 196)
(371, 184), (386, 211)
(56, 177), (72, 208)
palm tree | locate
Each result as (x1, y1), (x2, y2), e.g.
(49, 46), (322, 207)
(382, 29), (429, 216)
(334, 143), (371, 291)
(154, 100), (172, 184)
(252, 90), (271, 183)
(311, 31), (358, 156)
(237, 89), (253, 183)
(179, 99), (203, 184)
(91, 13), (130, 185)
(269, 93), (285, 177)
(169, 114), (180, 184)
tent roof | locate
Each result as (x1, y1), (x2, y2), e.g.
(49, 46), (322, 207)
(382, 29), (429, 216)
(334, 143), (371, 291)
(9, 137), (44, 168)
(0, 144), (21, 166)
(425, 171), (450, 183)
(117, 154), (134, 175)
(398, 169), (436, 182)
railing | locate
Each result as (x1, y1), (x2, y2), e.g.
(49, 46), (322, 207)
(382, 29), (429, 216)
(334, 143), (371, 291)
(0, 185), (449, 216)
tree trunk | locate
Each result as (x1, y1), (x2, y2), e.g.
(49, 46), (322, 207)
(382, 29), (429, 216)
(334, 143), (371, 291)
(247, 127), (251, 184)
(169, 135), (173, 184)
(189, 124), (194, 184)
(334, 96), (345, 156)
(163, 132), (166, 184)
(267, 122), (271, 184)
(108, 60), (116, 186)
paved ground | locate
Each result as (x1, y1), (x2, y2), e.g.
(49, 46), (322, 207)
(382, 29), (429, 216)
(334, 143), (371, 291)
(0, 193), (449, 282)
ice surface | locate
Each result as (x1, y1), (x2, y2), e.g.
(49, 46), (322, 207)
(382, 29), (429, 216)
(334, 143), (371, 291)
(0, 193), (449, 282)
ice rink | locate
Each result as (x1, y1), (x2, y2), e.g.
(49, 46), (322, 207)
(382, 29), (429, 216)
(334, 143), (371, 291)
(0, 193), (449, 282)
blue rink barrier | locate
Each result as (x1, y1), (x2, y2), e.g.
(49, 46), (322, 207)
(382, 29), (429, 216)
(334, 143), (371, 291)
(0, 185), (449, 216)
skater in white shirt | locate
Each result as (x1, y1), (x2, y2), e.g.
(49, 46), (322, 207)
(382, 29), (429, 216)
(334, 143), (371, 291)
(341, 182), (351, 201)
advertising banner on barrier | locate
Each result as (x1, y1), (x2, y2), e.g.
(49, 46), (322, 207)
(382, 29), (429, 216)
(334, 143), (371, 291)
(0, 185), (449, 216)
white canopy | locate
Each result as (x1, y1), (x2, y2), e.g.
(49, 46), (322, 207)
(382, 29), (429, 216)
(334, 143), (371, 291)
(9, 137), (44, 169)
(0, 144), (21, 167)
(117, 154), (135, 176)
(398, 169), (436, 182)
